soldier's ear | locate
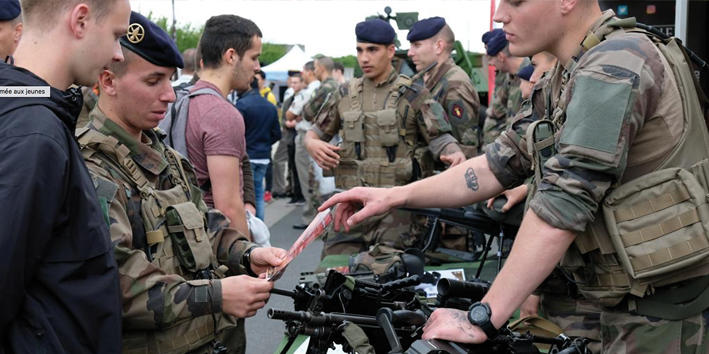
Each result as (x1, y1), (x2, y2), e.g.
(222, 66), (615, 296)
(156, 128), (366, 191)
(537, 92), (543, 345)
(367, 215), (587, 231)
(560, 0), (580, 15)
(98, 70), (118, 96)
(386, 44), (396, 59)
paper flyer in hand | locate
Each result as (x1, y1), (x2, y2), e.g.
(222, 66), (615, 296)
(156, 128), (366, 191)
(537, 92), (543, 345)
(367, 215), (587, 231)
(267, 208), (333, 281)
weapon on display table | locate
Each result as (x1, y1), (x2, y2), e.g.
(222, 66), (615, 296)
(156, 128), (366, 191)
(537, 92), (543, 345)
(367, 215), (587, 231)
(269, 270), (592, 354)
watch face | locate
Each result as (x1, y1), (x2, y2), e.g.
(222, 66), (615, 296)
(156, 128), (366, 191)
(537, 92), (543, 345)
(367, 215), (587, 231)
(470, 306), (488, 323)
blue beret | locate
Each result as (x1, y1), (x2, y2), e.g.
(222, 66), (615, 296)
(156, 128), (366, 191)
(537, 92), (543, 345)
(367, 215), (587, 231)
(120, 11), (184, 69)
(407, 16), (446, 42)
(486, 29), (508, 56)
(0, 0), (20, 21)
(355, 19), (395, 45)
(481, 30), (493, 45)
(518, 64), (534, 82)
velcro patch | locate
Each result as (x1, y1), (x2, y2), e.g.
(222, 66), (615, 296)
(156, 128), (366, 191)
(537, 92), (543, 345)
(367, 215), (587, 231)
(560, 75), (632, 154)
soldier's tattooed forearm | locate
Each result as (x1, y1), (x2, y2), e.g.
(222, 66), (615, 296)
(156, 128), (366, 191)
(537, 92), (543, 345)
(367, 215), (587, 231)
(465, 168), (479, 191)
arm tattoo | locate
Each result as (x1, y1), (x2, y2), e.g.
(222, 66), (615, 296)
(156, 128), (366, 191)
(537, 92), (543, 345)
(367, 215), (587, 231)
(465, 168), (479, 191)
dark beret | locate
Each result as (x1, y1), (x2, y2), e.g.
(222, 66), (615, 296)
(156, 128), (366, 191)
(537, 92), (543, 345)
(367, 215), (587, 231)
(481, 30), (493, 45)
(407, 16), (446, 42)
(119, 11), (184, 69)
(355, 19), (395, 45)
(518, 64), (534, 82)
(486, 28), (508, 56)
(0, 0), (20, 21)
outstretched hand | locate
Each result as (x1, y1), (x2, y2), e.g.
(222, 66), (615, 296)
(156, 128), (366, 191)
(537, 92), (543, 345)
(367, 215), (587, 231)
(318, 187), (398, 232)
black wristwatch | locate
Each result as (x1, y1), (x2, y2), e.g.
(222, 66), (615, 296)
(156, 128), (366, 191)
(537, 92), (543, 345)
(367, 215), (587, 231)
(242, 246), (259, 277)
(467, 302), (498, 339)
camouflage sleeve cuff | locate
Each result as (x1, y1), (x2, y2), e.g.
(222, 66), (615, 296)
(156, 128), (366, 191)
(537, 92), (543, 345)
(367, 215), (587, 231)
(177, 279), (223, 317)
(231, 240), (258, 275)
(310, 126), (331, 142)
(209, 280), (223, 314)
(485, 147), (522, 190)
(528, 188), (595, 233)
(428, 134), (458, 158)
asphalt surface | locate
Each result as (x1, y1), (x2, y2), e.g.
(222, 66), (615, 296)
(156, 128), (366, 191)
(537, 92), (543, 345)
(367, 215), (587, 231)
(245, 198), (324, 354)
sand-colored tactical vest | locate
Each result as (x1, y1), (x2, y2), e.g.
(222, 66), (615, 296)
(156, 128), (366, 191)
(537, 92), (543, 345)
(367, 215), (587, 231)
(335, 75), (430, 189)
(78, 128), (236, 353)
(528, 18), (709, 319)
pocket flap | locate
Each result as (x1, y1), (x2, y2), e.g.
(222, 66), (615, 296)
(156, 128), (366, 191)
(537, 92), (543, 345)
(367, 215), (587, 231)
(170, 202), (204, 230)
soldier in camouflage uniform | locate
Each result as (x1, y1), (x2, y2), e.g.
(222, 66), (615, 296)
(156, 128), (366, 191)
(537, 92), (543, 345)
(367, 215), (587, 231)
(304, 19), (465, 256)
(407, 17), (480, 159)
(301, 56), (340, 210)
(322, 1), (709, 352)
(482, 28), (530, 146)
(78, 12), (286, 353)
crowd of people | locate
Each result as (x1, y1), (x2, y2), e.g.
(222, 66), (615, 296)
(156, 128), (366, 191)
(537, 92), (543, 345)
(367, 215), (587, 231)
(1, 0), (708, 353)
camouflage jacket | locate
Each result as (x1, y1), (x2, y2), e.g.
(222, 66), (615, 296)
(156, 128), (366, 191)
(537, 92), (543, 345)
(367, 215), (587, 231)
(80, 108), (255, 333)
(427, 58), (481, 156)
(485, 10), (688, 232)
(483, 59), (530, 144)
(311, 66), (458, 160)
(303, 77), (340, 123)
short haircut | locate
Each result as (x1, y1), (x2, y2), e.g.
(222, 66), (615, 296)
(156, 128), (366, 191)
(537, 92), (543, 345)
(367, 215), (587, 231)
(256, 70), (266, 80)
(21, 0), (117, 28)
(436, 24), (456, 53)
(303, 61), (315, 72)
(199, 15), (262, 69)
(291, 73), (302, 81)
(315, 56), (334, 74)
(107, 47), (138, 77)
(182, 48), (197, 73)
(333, 62), (344, 73)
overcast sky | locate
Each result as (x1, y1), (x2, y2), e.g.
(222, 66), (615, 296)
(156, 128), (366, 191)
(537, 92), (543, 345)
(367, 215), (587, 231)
(129, 0), (495, 57)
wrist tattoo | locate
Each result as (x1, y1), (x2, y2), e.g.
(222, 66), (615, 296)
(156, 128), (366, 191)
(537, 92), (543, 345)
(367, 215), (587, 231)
(465, 168), (479, 191)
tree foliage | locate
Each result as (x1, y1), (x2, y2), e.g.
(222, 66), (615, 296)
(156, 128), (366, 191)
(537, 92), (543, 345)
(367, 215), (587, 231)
(145, 13), (361, 73)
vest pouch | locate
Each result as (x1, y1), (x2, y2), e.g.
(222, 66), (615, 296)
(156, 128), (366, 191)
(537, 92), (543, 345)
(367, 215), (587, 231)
(360, 160), (397, 187)
(166, 202), (214, 274)
(342, 110), (365, 142)
(334, 159), (362, 189)
(602, 167), (709, 279)
(374, 108), (399, 147)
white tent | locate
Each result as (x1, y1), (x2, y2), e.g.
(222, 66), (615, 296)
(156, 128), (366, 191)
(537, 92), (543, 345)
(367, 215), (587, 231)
(262, 45), (311, 83)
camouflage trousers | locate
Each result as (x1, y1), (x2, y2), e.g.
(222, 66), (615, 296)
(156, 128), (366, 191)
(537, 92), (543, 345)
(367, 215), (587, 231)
(539, 293), (602, 353)
(321, 208), (418, 257)
(599, 309), (708, 354)
(540, 293), (709, 353)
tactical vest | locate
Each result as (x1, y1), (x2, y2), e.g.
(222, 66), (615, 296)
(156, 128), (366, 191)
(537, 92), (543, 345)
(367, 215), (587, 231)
(335, 75), (430, 189)
(78, 128), (236, 353)
(528, 18), (709, 319)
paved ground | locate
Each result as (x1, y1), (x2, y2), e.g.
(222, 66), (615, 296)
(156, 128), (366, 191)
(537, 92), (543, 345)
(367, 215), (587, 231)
(245, 198), (324, 354)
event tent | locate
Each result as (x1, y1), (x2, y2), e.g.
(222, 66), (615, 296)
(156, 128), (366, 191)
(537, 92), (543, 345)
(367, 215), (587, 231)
(261, 45), (311, 83)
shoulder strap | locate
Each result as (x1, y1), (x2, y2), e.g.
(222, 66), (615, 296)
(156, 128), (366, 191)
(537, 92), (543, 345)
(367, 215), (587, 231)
(78, 129), (152, 192)
(349, 77), (364, 112)
(160, 86), (224, 158)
